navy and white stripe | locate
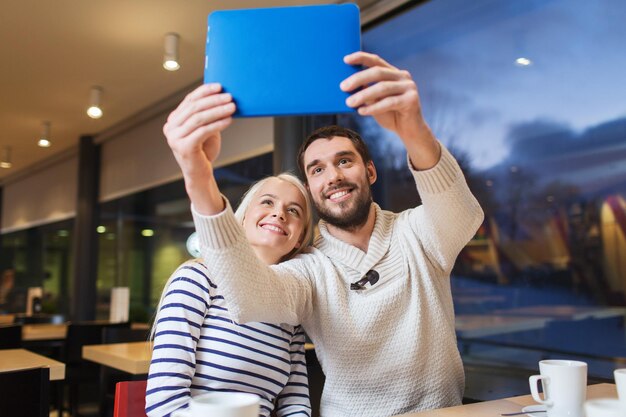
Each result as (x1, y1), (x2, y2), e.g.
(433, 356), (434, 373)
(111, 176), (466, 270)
(146, 260), (311, 417)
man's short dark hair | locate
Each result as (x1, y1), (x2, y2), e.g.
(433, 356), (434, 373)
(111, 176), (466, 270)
(297, 125), (372, 180)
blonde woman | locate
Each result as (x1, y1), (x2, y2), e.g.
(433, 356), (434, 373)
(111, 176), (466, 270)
(146, 173), (314, 417)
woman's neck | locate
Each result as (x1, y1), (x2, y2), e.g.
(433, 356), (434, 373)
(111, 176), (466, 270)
(251, 245), (281, 265)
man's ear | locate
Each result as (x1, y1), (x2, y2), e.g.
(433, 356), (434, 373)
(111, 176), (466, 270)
(367, 161), (377, 185)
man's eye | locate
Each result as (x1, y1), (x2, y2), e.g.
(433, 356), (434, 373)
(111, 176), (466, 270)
(312, 167), (322, 175)
(339, 159), (349, 165)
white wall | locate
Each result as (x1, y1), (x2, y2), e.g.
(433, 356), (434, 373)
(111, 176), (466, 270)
(99, 114), (274, 202)
(1, 154), (78, 233)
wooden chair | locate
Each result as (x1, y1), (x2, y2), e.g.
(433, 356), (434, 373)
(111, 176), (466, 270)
(113, 380), (148, 417)
(100, 327), (150, 417)
(63, 321), (130, 417)
(0, 324), (22, 348)
(0, 367), (50, 417)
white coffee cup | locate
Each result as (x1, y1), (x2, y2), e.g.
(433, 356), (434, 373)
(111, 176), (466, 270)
(584, 398), (626, 417)
(172, 392), (260, 417)
(528, 359), (587, 417)
(615, 368), (626, 412)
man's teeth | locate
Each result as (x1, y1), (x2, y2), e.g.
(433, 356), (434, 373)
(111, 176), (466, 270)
(262, 224), (284, 234)
(330, 190), (349, 200)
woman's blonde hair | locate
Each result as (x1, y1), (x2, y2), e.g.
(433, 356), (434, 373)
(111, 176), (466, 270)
(150, 173), (313, 340)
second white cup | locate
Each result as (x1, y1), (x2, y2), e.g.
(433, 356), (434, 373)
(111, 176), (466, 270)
(528, 359), (587, 417)
(584, 398), (625, 417)
(615, 368), (626, 412)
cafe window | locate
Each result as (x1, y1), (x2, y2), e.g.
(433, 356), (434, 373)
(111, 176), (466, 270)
(339, 0), (626, 379)
(96, 152), (273, 322)
(0, 219), (74, 316)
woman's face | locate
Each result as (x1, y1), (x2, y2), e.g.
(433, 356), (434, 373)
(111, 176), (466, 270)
(242, 178), (307, 264)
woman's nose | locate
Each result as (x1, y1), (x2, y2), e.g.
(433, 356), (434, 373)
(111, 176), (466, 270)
(271, 207), (286, 220)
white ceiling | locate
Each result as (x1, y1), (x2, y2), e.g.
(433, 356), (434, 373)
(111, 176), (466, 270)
(0, 0), (345, 183)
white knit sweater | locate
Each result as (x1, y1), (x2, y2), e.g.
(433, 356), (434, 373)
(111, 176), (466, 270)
(192, 145), (484, 417)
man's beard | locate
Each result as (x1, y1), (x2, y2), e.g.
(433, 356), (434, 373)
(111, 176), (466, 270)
(315, 182), (373, 231)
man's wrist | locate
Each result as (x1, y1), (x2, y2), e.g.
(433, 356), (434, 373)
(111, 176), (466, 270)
(185, 175), (225, 215)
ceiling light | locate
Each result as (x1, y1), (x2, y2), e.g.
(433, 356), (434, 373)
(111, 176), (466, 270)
(141, 229), (155, 237)
(38, 121), (51, 148)
(0, 146), (12, 169)
(163, 33), (180, 71)
(515, 57), (532, 67)
(87, 86), (103, 119)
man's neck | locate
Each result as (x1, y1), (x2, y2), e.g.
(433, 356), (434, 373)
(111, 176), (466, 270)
(326, 205), (376, 253)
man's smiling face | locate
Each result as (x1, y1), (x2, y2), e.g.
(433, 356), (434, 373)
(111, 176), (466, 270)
(303, 136), (376, 230)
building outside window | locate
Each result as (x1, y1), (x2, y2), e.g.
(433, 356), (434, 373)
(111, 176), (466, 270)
(340, 0), (626, 379)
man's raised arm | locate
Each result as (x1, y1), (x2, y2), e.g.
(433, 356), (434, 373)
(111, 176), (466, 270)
(164, 83), (312, 325)
(191, 202), (312, 325)
(341, 51), (440, 171)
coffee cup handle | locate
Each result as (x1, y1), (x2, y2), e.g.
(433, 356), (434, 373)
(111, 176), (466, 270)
(529, 375), (553, 406)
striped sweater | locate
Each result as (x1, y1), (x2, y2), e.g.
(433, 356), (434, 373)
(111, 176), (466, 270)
(145, 260), (311, 417)
(191, 145), (484, 417)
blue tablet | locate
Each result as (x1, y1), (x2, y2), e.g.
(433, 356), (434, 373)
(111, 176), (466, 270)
(204, 4), (361, 117)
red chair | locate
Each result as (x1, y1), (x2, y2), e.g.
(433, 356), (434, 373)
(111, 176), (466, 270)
(113, 380), (148, 417)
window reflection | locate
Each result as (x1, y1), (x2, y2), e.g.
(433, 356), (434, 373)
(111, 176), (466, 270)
(0, 220), (73, 316)
(343, 0), (626, 379)
(96, 153), (273, 322)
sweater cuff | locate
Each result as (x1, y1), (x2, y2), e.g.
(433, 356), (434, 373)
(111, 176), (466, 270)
(409, 143), (462, 194)
(191, 195), (246, 249)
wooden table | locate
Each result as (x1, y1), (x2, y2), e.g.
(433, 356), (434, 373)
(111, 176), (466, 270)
(83, 340), (315, 375)
(0, 314), (15, 324)
(395, 383), (616, 416)
(494, 305), (626, 321)
(455, 314), (551, 338)
(83, 341), (152, 374)
(0, 348), (65, 380)
(21, 321), (148, 342)
(22, 323), (68, 341)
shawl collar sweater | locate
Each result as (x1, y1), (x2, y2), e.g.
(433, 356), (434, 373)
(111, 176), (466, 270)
(192, 145), (484, 417)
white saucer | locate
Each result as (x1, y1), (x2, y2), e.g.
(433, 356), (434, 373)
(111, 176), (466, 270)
(522, 404), (547, 417)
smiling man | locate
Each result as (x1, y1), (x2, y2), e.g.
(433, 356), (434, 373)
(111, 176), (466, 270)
(303, 130), (375, 235)
(164, 51), (484, 417)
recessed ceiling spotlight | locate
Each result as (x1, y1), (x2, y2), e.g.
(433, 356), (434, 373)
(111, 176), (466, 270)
(163, 33), (181, 71)
(38, 121), (51, 147)
(515, 57), (532, 67)
(87, 86), (103, 119)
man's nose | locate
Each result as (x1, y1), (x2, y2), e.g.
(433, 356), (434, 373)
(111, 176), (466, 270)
(326, 165), (344, 184)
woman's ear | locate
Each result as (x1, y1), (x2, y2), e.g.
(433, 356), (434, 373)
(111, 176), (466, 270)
(294, 241), (301, 249)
